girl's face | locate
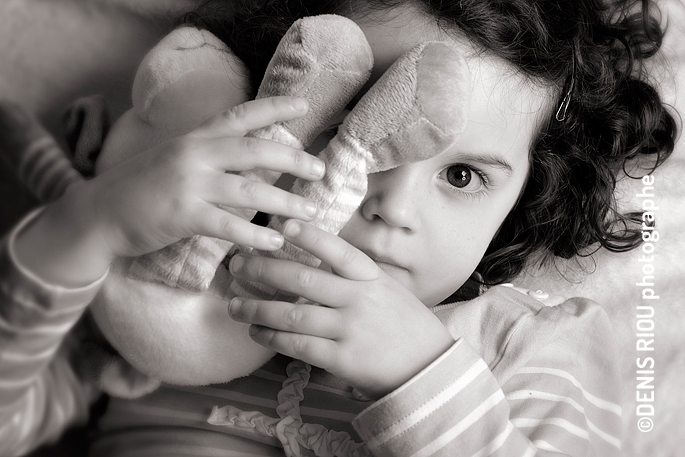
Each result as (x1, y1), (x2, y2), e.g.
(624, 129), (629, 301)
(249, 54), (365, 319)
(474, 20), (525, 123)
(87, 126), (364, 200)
(336, 6), (554, 306)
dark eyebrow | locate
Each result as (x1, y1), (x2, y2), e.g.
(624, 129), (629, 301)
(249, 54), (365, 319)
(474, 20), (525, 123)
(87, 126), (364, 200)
(454, 152), (515, 176)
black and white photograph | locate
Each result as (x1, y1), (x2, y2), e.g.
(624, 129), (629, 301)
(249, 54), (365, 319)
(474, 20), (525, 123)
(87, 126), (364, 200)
(1, 0), (683, 456)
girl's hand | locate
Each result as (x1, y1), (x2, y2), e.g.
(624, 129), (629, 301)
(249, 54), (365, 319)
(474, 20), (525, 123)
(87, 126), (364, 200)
(15, 96), (324, 287)
(227, 220), (455, 400)
(87, 96), (324, 259)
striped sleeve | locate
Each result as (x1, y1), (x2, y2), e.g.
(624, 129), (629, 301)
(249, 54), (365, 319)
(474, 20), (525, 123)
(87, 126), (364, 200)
(352, 292), (622, 457)
(0, 210), (106, 456)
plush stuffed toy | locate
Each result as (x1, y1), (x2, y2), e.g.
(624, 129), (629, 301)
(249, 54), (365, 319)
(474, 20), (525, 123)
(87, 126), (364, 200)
(93, 14), (380, 391)
(0, 14), (472, 397)
(124, 18), (469, 303)
(120, 16), (376, 292)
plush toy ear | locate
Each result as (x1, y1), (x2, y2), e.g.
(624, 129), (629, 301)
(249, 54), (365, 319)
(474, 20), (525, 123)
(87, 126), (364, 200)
(96, 26), (250, 173)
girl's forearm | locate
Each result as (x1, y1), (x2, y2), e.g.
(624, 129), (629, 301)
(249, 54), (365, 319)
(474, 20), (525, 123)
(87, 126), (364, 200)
(14, 183), (113, 289)
(0, 209), (106, 456)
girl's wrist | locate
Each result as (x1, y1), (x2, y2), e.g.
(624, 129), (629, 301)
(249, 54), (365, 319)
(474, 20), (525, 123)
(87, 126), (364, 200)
(14, 181), (115, 288)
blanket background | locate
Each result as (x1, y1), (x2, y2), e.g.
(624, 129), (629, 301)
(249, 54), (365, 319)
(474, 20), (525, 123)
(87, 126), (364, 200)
(0, 0), (683, 455)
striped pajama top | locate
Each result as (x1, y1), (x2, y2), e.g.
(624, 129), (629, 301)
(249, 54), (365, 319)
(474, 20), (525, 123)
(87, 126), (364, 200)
(1, 212), (623, 457)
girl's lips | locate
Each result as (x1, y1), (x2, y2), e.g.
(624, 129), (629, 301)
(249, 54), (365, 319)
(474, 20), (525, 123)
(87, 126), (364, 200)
(374, 260), (410, 276)
(360, 248), (409, 272)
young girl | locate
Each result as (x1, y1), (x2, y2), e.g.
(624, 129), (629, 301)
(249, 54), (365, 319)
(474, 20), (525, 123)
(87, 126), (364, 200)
(0, 0), (677, 456)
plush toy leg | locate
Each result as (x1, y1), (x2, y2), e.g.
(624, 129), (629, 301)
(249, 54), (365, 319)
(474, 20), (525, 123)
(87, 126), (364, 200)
(128, 15), (373, 292)
(232, 42), (471, 301)
(0, 100), (84, 203)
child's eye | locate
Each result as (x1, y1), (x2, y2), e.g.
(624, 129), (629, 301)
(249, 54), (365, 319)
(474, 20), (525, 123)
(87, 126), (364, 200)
(439, 164), (487, 193)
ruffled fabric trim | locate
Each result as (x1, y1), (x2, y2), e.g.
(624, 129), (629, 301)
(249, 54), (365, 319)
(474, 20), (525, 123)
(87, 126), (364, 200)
(208, 360), (370, 457)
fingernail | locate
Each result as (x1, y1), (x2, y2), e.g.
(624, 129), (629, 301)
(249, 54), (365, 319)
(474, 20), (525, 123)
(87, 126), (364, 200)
(249, 325), (260, 336)
(311, 159), (325, 178)
(270, 233), (284, 248)
(292, 98), (308, 112)
(229, 255), (244, 274)
(283, 219), (301, 238)
(228, 298), (241, 316)
(303, 201), (317, 218)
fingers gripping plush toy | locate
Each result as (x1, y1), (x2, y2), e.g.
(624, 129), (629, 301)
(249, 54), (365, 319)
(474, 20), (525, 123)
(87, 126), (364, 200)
(125, 15), (376, 292)
(0, 16), (472, 402)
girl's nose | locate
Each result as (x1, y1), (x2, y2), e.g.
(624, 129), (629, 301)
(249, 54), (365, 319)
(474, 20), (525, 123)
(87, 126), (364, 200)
(360, 165), (422, 232)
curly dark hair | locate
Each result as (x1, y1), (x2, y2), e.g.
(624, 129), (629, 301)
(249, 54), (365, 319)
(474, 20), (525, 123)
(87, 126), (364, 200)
(184, 0), (677, 286)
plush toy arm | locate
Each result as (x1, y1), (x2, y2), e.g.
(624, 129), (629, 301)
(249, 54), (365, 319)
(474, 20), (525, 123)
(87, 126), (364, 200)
(128, 15), (374, 292)
(231, 42), (472, 301)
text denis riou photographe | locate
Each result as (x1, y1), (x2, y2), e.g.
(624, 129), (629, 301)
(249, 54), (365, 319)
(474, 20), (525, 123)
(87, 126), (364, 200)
(634, 174), (658, 433)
